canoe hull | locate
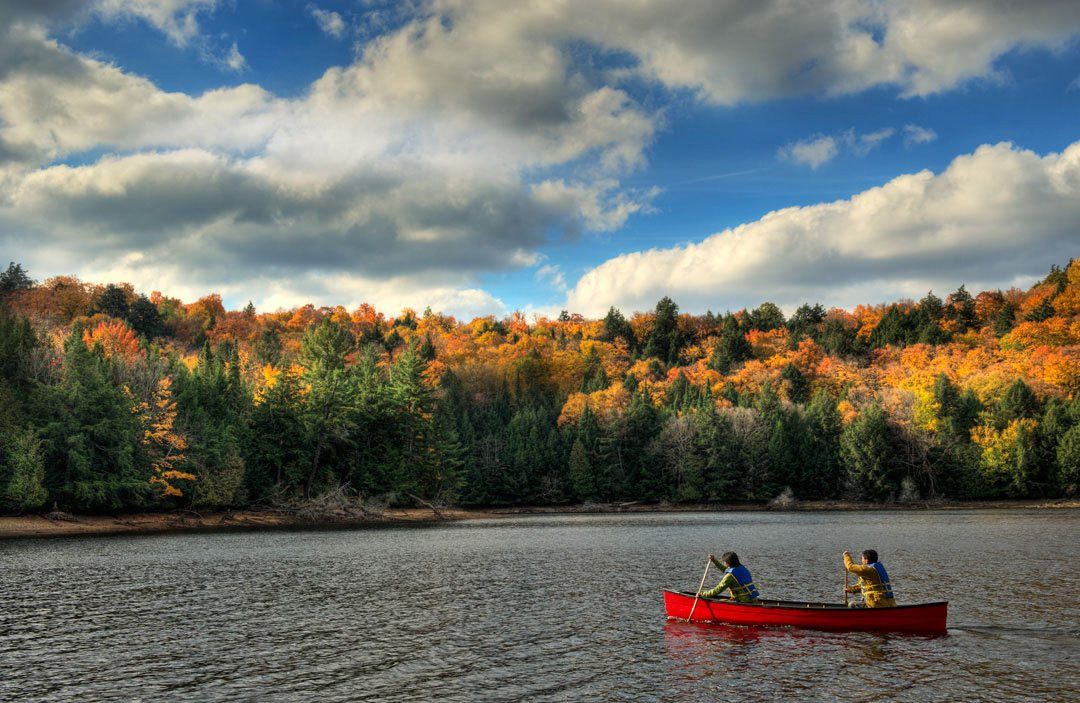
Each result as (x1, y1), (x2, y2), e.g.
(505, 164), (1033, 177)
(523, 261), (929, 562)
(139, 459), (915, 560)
(664, 590), (947, 633)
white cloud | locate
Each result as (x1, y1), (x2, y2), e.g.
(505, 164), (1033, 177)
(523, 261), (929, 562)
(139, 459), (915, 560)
(3, 1), (1080, 317)
(431, 0), (1080, 103)
(845, 127), (896, 155)
(309, 5), (347, 39)
(0, 3), (658, 310)
(780, 127), (898, 168)
(566, 140), (1080, 316)
(92, 0), (219, 46)
(222, 42), (246, 72)
(779, 136), (839, 169)
(904, 124), (938, 146)
(536, 264), (568, 293)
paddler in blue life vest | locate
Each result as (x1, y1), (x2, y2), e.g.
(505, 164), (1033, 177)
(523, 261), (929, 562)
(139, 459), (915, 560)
(700, 552), (760, 602)
(843, 549), (896, 608)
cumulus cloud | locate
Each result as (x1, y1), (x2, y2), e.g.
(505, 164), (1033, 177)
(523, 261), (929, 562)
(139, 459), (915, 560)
(436, 0), (1080, 103)
(3, 1), (1080, 317)
(0, 1), (661, 316)
(566, 140), (1080, 316)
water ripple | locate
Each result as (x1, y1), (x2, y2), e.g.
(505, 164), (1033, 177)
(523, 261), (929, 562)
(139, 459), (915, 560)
(2, 510), (1079, 701)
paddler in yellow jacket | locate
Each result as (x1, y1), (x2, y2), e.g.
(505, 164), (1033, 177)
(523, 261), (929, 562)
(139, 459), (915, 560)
(843, 549), (896, 608)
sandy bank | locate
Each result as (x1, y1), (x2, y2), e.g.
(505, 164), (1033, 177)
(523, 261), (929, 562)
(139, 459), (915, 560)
(1, 499), (1076, 540)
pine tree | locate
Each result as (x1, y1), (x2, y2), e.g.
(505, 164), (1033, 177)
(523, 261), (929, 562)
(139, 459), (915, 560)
(840, 404), (901, 500)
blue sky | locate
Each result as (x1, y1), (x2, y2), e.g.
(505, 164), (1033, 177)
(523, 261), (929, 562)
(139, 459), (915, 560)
(2, 1), (1080, 319)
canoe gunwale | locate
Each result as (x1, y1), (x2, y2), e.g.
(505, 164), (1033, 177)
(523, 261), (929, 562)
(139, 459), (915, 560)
(664, 589), (948, 612)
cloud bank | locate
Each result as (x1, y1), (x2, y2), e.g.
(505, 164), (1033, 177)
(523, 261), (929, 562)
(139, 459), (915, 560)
(1, 1), (1079, 315)
(567, 140), (1080, 316)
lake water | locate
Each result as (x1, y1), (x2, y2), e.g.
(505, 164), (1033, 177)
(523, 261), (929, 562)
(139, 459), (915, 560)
(1, 510), (1078, 701)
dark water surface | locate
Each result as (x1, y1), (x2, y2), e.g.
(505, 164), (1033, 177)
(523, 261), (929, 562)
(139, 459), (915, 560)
(2, 510), (1078, 701)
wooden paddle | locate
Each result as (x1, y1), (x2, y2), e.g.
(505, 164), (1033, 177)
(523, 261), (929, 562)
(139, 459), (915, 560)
(844, 567), (849, 607)
(686, 556), (712, 623)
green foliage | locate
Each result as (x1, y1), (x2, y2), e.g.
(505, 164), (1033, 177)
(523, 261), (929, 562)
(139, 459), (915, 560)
(643, 296), (682, 365)
(787, 303), (825, 342)
(602, 307), (636, 350)
(127, 295), (165, 339)
(933, 374), (981, 441)
(749, 302), (785, 331)
(3, 261), (1079, 515)
(0, 262), (34, 297)
(1056, 424), (1080, 496)
(780, 363), (809, 405)
(96, 284), (130, 319)
(802, 390), (842, 499)
(568, 438), (594, 501)
(0, 427), (47, 510)
(840, 404), (901, 500)
(48, 325), (147, 511)
(992, 379), (1040, 430)
(708, 316), (752, 373)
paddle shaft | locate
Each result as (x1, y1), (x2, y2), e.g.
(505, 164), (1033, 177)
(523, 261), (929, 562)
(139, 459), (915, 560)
(844, 568), (849, 607)
(687, 557), (712, 622)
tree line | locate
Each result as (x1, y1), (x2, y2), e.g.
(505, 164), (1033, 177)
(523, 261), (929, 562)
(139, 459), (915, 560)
(0, 258), (1078, 513)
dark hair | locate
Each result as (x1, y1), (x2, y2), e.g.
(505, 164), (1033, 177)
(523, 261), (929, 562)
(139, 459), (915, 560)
(862, 549), (879, 564)
(721, 551), (741, 568)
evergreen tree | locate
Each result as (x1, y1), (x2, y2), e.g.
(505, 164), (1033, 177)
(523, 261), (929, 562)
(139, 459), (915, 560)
(787, 303), (825, 342)
(945, 285), (976, 330)
(568, 438), (594, 501)
(127, 295), (165, 339)
(748, 302), (785, 331)
(246, 368), (307, 500)
(1056, 424), (1080, 496)
(780, 363), (809, 405)
(0, 427), (47, 510)
(802, 390), (842, 499)
(992, 379), (1040, 430)
(297, 318), (356, 497)
(819, 318), (859, 356)
(840, 404), (901, 500)
(689, 406), (740, 500)
(95, 284), (130, 319)
(602, 307), (636, 350)
(49, 325), (146, 510)
(0, 262), (33, 298)
(643, 296), (682, 366)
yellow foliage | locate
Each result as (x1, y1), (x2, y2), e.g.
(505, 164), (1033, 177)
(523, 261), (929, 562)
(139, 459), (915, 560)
(138, 376), (193, 498)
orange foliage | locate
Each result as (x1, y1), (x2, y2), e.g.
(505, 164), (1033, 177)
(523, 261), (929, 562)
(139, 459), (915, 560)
(558, 384), (631, 427)
(747, 328), (788, 359)
(83, 320), (143, 362)
(186, 293), (226, 331)
(1001, 318), (1080, 349)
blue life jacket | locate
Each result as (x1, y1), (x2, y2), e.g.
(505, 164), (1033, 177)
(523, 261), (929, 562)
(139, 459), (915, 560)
(866, 562), (894, 600)
(725, 565), (760, 601)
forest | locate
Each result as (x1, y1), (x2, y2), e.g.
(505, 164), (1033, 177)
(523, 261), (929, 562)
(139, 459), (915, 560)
(0, 257), (1078, 514)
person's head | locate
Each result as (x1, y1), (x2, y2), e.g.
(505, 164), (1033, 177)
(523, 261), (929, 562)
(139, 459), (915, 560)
(861, 549), (878, 565)
(721, 551), (741, 568)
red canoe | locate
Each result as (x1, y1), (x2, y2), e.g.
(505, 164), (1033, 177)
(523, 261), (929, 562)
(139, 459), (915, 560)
(664, 590), (948, 633)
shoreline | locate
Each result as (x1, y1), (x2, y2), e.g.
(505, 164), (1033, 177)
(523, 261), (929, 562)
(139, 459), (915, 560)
(1, 498), (1077, 540)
